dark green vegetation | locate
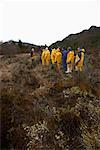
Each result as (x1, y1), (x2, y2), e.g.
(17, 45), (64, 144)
(0, 26), (100, 149)
(0, 26), (100, 55)
(50, 26), (100, 50)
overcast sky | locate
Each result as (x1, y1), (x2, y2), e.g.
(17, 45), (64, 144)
(0, 0), (100, 46)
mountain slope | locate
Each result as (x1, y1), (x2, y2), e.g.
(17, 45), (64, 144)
(0, 26), (100, 56)
(50, 26), (100, 52)
(0, 26), (100, 149)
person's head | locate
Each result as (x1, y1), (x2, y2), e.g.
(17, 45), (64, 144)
(81, 48), (85, 53)
(62, 47), (65, 51)
(57, 47), (61, 52)
(77, 47), (81, 52)
(67, 47), (72, 51)
(46, 47), (48, 50)
(77, 47), (81, 50)
(32, 48), (34, 51)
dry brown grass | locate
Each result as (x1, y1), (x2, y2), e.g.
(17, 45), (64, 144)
(0, 54), (100, 149)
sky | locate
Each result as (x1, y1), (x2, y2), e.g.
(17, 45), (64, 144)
(0, 0), (100, 46)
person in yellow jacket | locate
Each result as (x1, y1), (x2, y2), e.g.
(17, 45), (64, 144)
(55, 48), (62, 70)
(51, 48), (57, 69)
(41, 48), (46, 66)
(65, 47), (75, 73)
(31, 48), (36, 65)
(41, 47), (50, 66)
(51, 48), (56, 64)
(45, 47), (51, 66)
(75, 48), (85, 71)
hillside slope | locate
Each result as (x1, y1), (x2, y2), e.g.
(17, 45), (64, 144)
(0, 26), (100, 149)
(50, 26), (100, 76)
(0, 40), (44, 55)
(0, 26), (100, 56)
(50, 26), (100, 51)
(0, 54), (100, 150)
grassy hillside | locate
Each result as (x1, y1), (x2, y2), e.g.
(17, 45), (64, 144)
(0, 26), (100, 149)
(0, 54), (100, 149)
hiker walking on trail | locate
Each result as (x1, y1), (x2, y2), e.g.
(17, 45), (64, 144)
(41, 47), (50, 66)
(75, 47), (86, 71)
(65, 47), (75, 73)
(55, 48), (62, 70)
(31, 48), (36, 65)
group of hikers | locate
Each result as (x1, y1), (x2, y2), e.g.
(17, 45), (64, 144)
(31, 46), (86, 73)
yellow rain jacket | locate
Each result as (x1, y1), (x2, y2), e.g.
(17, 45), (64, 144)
(75, 49), (85, 71)
(41, 49), (50, 66)
(51, 49), (57, 64)
(66, 50), (74, 72)
(41, 49), (46, 65)
(55, 50), (62, 70)
(45, 50), (50, 66)
(67, 50), (74, 64)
